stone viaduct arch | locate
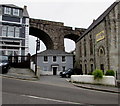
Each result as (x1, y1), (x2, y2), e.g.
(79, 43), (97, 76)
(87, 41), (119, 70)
(29, 18), (85, 51)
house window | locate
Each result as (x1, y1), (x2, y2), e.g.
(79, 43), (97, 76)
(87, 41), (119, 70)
(4, 7), (11, 15)
(15, 27), (20, 38)
(44, 56), (48, 62)
(90, 35), (93, 55)
(80, 42), (82, 57)
(85, 64), (87, 74)
(84, 39), (86, 57)
(2, 26), (7, 37)
(2, 51), (5, 55)
(14, 51), (18, 56)
(8, 26), (14, 37)
(53, 56), (57, 62)
(91, 64), (94, 73)
(80, 64), (82, 70)
(8, 51), (13, 56)
(62, 56), (66, 62)
(13, 9), (19, 16)
(100, 64), (104, 74)
(98, 47), (105, 56)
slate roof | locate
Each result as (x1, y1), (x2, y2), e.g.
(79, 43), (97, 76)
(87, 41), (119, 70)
(77, 1), (120, 42)
(0, 4), (29, 18)
(0, 4), (22, 9)
(37, 50), (73, 56)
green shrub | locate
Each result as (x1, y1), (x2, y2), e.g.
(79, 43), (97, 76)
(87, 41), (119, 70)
(92, 69), (103, 80)
(105, 70), (115, 76)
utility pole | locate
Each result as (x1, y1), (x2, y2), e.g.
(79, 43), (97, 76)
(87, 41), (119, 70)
(35, 38), (40, 75)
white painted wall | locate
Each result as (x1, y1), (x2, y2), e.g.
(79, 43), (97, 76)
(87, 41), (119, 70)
(25, 18), (29, 55)
(0, 16), (2, 22)
(30, 62), (40, 78)
(71, 75), (116, 86)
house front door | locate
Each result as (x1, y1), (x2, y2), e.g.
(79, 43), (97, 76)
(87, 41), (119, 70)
(53, 67), (57, 75)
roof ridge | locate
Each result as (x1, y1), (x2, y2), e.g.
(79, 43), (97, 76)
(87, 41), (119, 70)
(0, 4), (22, 9)
(77, 1), (119, 42)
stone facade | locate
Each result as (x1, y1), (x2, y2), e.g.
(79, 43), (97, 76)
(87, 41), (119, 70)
(29, 18), (85, 51)
(75, 1), (120, 77)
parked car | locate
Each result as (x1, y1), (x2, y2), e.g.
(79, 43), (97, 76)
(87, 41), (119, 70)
(0, 56), (10, 74)
(59, 68), (74, 78)
(60, 68), (83, 78)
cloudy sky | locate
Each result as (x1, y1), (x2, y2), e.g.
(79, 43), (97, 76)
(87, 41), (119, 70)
(1, 0), (116, 55)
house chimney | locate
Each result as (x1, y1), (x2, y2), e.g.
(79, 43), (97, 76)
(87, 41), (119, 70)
(24, 5), (27, 9)
(93, 19), (96, 23)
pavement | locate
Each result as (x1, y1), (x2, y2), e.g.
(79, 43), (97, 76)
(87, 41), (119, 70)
(1, 67), (38, 81)
(72, 82), (119, 93)
(1, 68), (119, 93)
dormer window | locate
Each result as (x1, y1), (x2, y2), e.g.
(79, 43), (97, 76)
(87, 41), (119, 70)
(4, 7), (11, 15)
(13, 9), (19, 16)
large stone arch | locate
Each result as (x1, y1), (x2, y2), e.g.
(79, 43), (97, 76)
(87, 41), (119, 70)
(64, 34), (80, 42)
(29, 27), (54, 50)
(29, 18), (86, 51)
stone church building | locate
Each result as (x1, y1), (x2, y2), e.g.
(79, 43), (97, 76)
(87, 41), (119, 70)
(75, 1), (120, 76)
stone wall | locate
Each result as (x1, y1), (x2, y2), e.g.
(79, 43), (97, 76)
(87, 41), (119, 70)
(75, 1), (120, 76)
(29, 18), (85, 51)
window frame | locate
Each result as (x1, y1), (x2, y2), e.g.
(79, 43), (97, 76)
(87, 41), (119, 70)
(2, 26), (7, 37)
(44, 56), (48, 62)
(7, 26), (15, 37)
(15, 27), (20, 38)
(4, 7), (11, 15)
(62, 56), (66, 62)
(53, 56), (57, 62)
(13, 8), (19, 16)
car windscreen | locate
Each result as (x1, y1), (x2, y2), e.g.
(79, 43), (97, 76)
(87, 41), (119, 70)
(0, 56), (8, 62)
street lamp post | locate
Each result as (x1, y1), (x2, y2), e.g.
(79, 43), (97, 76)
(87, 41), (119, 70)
(35, 38), (40, 75)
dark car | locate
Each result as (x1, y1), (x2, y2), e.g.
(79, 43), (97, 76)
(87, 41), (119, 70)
(59, 68), (74, 78)
(0, 56), (10, 74)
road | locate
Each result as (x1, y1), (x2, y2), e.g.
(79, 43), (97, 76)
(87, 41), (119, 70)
(2, 76), (118, 105)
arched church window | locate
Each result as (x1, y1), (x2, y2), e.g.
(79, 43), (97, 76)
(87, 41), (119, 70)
(98, 46), (105, 56)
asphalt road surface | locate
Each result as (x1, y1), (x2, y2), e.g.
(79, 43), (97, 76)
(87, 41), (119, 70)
(2, 76), (118, 105)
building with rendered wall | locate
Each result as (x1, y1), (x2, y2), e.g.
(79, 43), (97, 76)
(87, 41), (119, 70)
(0, 4), (29, 56)
(37, 50), (73, 75)
(75, 1), (120, 76)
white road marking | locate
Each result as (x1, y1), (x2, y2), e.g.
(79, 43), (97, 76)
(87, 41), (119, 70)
(21, 94), (82, 104)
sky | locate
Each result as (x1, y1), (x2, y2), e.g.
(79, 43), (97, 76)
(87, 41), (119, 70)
(1, 0), (116, 55)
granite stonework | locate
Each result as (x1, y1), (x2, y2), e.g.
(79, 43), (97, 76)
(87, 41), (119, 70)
(75, 1), (120, 77)
(29, 18), (85, 51)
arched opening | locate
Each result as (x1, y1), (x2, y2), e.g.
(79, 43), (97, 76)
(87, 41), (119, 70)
(29, 27), (54, 55)
(98, 46), (105, 56)
(64, 38), (75, 52)
(30, 27), (54, 49)
(64, 34), (79, 52)
(29, 35), (46, 55)
(64, 34), (79, 42)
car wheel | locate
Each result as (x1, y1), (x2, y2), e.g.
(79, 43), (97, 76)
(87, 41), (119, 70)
(68, 75), (71, 78)
(66, 74), (69, 78)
